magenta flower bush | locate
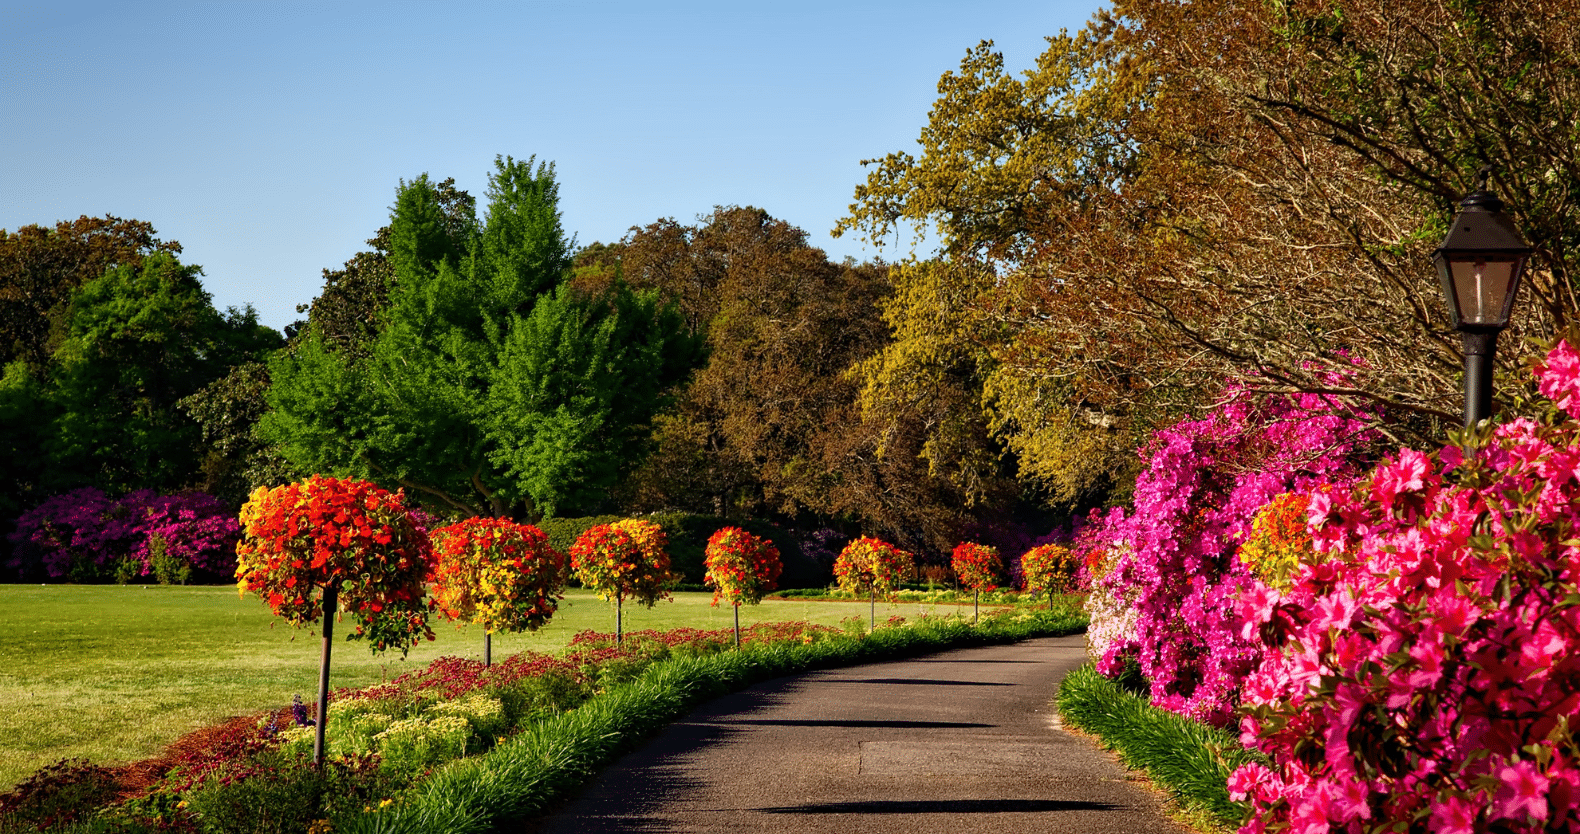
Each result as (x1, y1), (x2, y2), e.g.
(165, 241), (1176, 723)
(7, 488), (240, 582)
(1232, 341), (1580, 834)
(1079, 384), (1375, 725)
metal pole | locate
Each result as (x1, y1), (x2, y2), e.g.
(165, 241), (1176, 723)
(1462, 331), (1499, 428)
(484, 632), (492, 667)
(733, 603), (741, 649)
(974, 589), (980, 624)
(616, 595), (623, 645)
(314, 584), (337, 769)
(869, 588), (875, 633)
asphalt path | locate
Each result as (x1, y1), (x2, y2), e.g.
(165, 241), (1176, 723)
(524, 634), (1188, 834)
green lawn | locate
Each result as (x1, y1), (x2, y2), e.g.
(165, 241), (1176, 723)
(0, 584), (968, 790)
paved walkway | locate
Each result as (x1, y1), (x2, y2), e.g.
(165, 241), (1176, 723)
(523, 634), (1188, 834)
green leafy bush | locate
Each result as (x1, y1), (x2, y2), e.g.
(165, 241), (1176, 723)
(177, 747), (392, 834)
(1057, 663), (1256, 826)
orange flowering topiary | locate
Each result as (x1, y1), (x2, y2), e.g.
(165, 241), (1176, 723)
(950, 542), (1002, 592)
(703, 527), (782, 607)
(833, 536), (914, 598)
(430, 517), (566, 634)
(570, 519), (678, 609)
(235, 475), (434, 654)
(1019, 544), (1079, 596)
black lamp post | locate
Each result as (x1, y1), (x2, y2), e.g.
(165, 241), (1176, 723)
(1432, 169), (1534, 428)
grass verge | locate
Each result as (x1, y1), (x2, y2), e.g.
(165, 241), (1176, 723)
(1055, 663), (1259, 831)
(344, 610), (1086, 833)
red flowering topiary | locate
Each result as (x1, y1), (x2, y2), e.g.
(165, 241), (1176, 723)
(950, 542), (1002, 593)
(235, 475), (434, 654)
(235, 475), (435, 766)
(1020, 544), (1080, 597)
(570, 519), (678, 642)
(703, 527), (782, 607)
(833, 537), (914, 598)
(704, 526), (783, 646)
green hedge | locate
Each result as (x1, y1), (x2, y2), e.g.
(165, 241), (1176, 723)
(536, 513), (829, 589)
(344, 610), (1086, 833)
(1056, 663), (1259, 828)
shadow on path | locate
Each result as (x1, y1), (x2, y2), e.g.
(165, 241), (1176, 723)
(704, 718), (995, 729)
(757, 799), (1124, 815)
(836, 677), (1014, 686)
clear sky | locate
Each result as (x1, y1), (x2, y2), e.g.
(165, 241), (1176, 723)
(1, 0), (1106, 333)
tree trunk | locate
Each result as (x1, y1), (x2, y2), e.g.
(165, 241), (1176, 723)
(314, 584), (337, 769)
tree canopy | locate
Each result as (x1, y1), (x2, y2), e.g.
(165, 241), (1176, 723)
(838, 0), (1580, 503)
(0, 215), (183, 373)
(261, 156), (701, 520)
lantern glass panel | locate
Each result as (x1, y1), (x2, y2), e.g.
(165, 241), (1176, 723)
(1449, 257), (1517, 326)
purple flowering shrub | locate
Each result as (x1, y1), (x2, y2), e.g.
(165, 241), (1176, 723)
(7, 488), (240, 583)
(1077, 384), (1376, 725)
(130, 491), (243, 578)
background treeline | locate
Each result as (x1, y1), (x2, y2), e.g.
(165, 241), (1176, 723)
(8, 0), (1580, 582)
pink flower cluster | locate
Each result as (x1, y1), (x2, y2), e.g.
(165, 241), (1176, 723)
(1234, 341), (1580, 834)
(1081, 385), (1375, 725)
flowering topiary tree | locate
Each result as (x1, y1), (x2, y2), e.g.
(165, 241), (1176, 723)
(1019, 543), (1079, 599)
(430, 517), (566, 666)
(235, 475), (434, 765)
(703, 526), (783, 646)
(950, 542), (1002, 622)
(570, 518), (678, 644)
(833, 536), (914, 631)
(1230, 341), (1580, 834)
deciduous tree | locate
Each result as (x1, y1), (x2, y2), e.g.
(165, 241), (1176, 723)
(261, 157), (700, 519)
(45, 254), (281, 495)
(0, 215), (182, 372)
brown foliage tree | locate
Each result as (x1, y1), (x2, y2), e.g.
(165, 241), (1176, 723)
(0, 216), (182, 372)
(841, 0), (1580, 486)
(612, 207), (1006, 554)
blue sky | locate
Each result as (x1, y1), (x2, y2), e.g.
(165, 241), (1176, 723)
(1, 0), (1105, 332)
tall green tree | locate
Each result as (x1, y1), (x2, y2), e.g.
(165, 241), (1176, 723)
(261, 156), (700, 519)
(0, 215), (183, 373)
(43, 254), (282, 494)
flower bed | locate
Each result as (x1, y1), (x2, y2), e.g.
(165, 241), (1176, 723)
(0, 612), (1089, 833)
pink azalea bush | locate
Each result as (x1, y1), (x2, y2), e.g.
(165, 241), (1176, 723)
(1231, 341), (1580, 834)
(1080, 385), (1375, 725)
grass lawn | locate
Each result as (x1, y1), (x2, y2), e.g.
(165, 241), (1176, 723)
(0, 583), (976, 791)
